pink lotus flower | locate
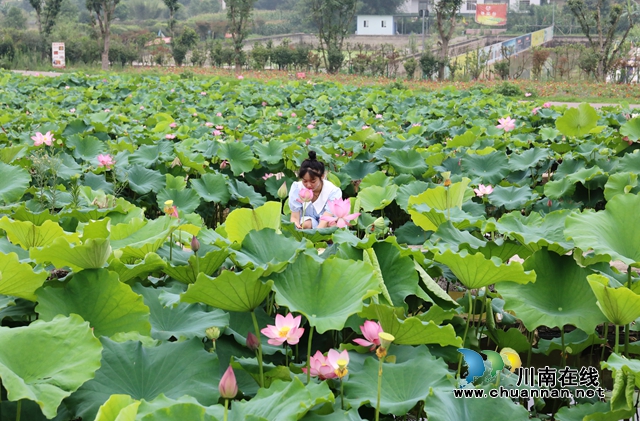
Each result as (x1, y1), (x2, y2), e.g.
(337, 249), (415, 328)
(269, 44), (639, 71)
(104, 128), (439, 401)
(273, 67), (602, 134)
(353, 320), (383, 350)
(412, 123), (421, 127)
(291, 113), (297, 117)
(31, 131), (54, 146)
(296, 72), (306, 79)
(525, 92), (532, 97)
(543, 102), (552, 108)
(474, 184), (494, 197)
(277, 112), (283, 117)
(307, 124), (315, 129)
(219, 366), (238, 399)
(140, 106), (145, 110)
(213, 130), (222, 136)
(169, 122), (177, 128)
(97, 153), (115, 169)
(262, 101), (267, 106)
(220, 160), (228, 169)
(302, 351), (337, 380)
(205, 122), (214, 127)
(216, 125), (224, 130)
(163, 200), (179, 218)
(261, 313), (305, 346)
(65, 86), (70, 89)
(297, 188), (314, 203)
(496, 117), (516, 132)
(320, 198), (360, 228)
(166, 134), (176, 139)
(532, 107), (540, 115)
(327, 349), (350, 378)
(376, 114), (383, 119)
(69, 108), (75, 113)
(201, 91), (207, 96)
(237, 75), (244, 80)
(217, 112), (223, 117)
(362, 125), (370, 130)
(104, 109), (110, 112)
(193, 113), (198, 117)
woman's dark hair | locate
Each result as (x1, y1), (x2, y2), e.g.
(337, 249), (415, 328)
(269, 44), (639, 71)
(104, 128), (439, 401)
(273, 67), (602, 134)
(298, 151), (325, 179)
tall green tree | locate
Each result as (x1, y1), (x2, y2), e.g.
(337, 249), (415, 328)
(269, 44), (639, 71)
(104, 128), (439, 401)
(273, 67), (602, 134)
(226, 0), (257, 71)
(162, 0), (181, 36)
(435, 0), (463, 80)
(357, 0), (404, 15)
(4, 6), (28, 30)
(305, 0), (358, 73)
(568, 0), (638, 81)
(86, 0), (120, 70)
(28, 0), (64, 36)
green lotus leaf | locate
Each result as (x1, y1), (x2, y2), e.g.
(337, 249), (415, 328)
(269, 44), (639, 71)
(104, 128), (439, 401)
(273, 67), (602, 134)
(126, 165), (165, 195)
(0, 217), (79, 249)
(461, 152), (510, 185)
(253, 140), (287, 165)
(396, 180), (430, 212)
(0, 162), (30, 204)
(620, 117), (640, 141)
(555, 103), (598, 138)
(566, 193), (640, 266)
(175, 147), (207, 175)
(30, 237), (111, 271)
(493, 210), (573, 254)
(191, 172), (231, 204)
(226, 308), (284, 356)
(94, 394), (140, 421)
(487, 185), (538, 210)
(423, 388), (530, 421)
(129, 143), (165, 168)
(133, 284), (228, 341)
(181, 268), (272, 312)
(165, 174), (187, 190)
(36, 268), (151, 337)
(360, 171), (392, 190)
(344, 346), (451, 416)
(604, 172), (638, 201)
(362, 247), (394, 305)
(229, 378), (333, 421)
(107, 252), (167, 284)
(68, 338), (220, 421)
(340, 160), (380, 181)
(540, 127), (561, 141)
(388, 149), (428, 176)
(473, 238), (531, 262)
(0, 315), (102, 419)
(534, 328), (606, 356)
(217, 142), (257, 177)
(414, 261), (458, 305)
(157, 188), (201, 214)
(224, 202), (281, 244)
(371, 242), (422, 306)
(302, 409), (365, 421)
(231, 229), (308, 275)
(555, 401), (623, 421)
(357, 185), (398, 212)
(110, 217), (178, 261)
(0, 144), (27, 164)
(0, 252), (47, 301)
(66, 134), (105, 161)
(408, 178), (472, 231)
(497, 249), (605, 332)
(409, 203), (483, 233)
(434, 249), (535, 290)
(587, 274), (640, 326)
(509, 148), (551, 172)
(491, 328), (530, 353)
(544, 166), (604, 200)
(271, 254), (379, 333)
(601, 353), (640, 389)
(10, 204), (60, 225)
(164, 248), (229, 284)
(447, 130), (476, 147)
(359, 303), (461, 346)
(136, 395), (221, 421)
(227, 179), (266, 207)
(427, 221), (486, 253)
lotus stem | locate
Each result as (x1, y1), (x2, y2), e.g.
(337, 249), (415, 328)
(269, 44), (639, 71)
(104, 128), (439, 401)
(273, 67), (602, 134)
(615, 325), (620, 355)
(15, 399), (21, 421)
(375, 355), (384, 421)
(526, 330), (533, 368)
(600, 323), (608, 363)
(340, 377), (345, 410)
(306, 325), (314, 384)
(625, 269), (632, 357)
(223, 398), (229, 421)
(457, 291), (474, 377)
(560, 327), (566, 367)
(250, 311), (264, 388)
(169, 233), (173, 261)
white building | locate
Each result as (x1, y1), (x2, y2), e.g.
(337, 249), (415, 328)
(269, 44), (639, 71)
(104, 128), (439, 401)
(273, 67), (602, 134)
(356, 15), (396, 35)
(400, 0), (541, 15)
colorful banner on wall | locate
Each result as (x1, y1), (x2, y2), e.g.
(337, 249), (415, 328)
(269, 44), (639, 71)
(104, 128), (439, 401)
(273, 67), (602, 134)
(475, 4), (508, 26)
(52, 42), (65, 68)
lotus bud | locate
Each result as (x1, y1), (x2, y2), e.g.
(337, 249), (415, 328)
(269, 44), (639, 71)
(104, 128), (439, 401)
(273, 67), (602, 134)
(378, 332), (395, 350)
(246, 332), (259, 351)
(191, 236), (200, 253)
(219, 366), (238, 399)
(305, 138), (310, 145)
(495, 312), (503, 323)
(277, 182), (288, 200)
(205, 326), (221, 340)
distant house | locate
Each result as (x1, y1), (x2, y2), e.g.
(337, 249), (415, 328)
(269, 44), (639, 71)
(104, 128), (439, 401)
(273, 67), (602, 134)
(400, 0), (541, 15)
(356, 15), (396, 35)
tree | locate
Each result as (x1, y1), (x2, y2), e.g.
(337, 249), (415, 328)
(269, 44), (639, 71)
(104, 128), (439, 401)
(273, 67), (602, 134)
(226, 0), (258, 71)
(4, 6), (28, 30)
(86, 0), (120, 70)
(435, 0), (463, 80)
(357, 0), (405, 15)
(162, 0), (181, 37)
(171, 26), (198, 66)
(305, 0), (358, 73)
(28, 0), (63, 36)
(568, 0), (637, 81)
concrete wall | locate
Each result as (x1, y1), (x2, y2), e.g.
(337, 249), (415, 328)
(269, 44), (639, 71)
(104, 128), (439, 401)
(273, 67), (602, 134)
(356, 15), (396, 36)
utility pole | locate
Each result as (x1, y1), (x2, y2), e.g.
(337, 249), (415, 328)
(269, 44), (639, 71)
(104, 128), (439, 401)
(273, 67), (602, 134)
(420, 1), (428, 51)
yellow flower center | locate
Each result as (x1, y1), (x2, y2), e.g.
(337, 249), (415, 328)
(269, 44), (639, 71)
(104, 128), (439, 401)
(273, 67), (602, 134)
(278, 326), (291, 337)
(337, 359), (348, 369)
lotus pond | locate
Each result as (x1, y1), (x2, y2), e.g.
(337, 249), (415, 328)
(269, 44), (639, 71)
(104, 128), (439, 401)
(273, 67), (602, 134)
(1, 70), (640, 421)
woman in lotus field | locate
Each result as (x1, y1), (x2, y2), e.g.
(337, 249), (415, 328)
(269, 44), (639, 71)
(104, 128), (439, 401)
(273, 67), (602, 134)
(289, 151), (342, 229)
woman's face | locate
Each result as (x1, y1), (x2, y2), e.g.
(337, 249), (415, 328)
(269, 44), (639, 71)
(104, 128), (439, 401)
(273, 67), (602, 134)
(301, 174), (322, 192)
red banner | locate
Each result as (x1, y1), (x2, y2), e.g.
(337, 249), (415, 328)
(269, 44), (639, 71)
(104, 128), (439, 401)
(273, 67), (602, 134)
(475, 4), (507, 26)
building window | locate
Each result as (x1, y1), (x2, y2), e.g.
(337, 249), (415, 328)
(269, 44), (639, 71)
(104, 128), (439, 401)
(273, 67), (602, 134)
(520, 0), (530, 8)
(381, 20), (386, 27)
(363, 20), (369, 27)
(466, 0), (476, 10)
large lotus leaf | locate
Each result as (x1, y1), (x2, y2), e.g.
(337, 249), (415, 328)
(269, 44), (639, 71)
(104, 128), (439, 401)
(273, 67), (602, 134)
(423, 388), (530, 421)
(447, 130), (476, 147)
(396, 180), (430, 212)
(66, 134), (105, 161)
(157, 188), (201, 214)
(487, 186), (538, 210)
(357, 185), (398, 212)
(359, 303), (461, 346)
(127, 165), (165, 195)
(30, 237), (111, 271)
(409, 203), (483, 233)
(565, 194), (640, 266)
(229, 378), (333, 421)
(371, 241), (421, 306)
(497, 249), (606, 332)
(508, 148), (551, 172)
(587, 274), (640, 326)
(231, 229), (308, 275)
(302, 409), (365, 421)
(68, 338), (220, 421)
(472, 238), (531, 262)
(427, 221), (486, 253)
(217, 142), (258, 177)
(434, 249), (535, 289)
(271, 254), (379, 333)
(555, 103), (598, 137)
(0, 252), (47, 301)
(0, 315), (102, 419)
(0, 162), (30, 204)
(191, 172), (231, 204)
(133, 285), (228, 341)
(360, 171), (392, 190)
(110, 217), (178, 261)
(493, 210), (573, 254)
(534, 328), (606, 356)
(408, 178), (472, 231)
(604, 172), (638, 201)
(36, 269), (151, 337)
(224, 202), (281, 244)
(344, 346), (451, 416)
(601, 353), (640, 389)
(164, 248), (229, 284)
(388, 149), (428, 176)
(181, 268), (272, 312)
(556, 400), (634, 421)
(362, 247), (394, 305)
(414, 262), (458, 305)
(620, 117), (640, 141)
(253, 140), (287, 165)
(340, 160), (380, 180)
(544, 166), (604, 200)
(94, 394), (140, 421)
(227, 179), (266, 207)
(0, 217), (78, 249)
(461, 152), (510, 185)
(107, 253), (167, 284)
